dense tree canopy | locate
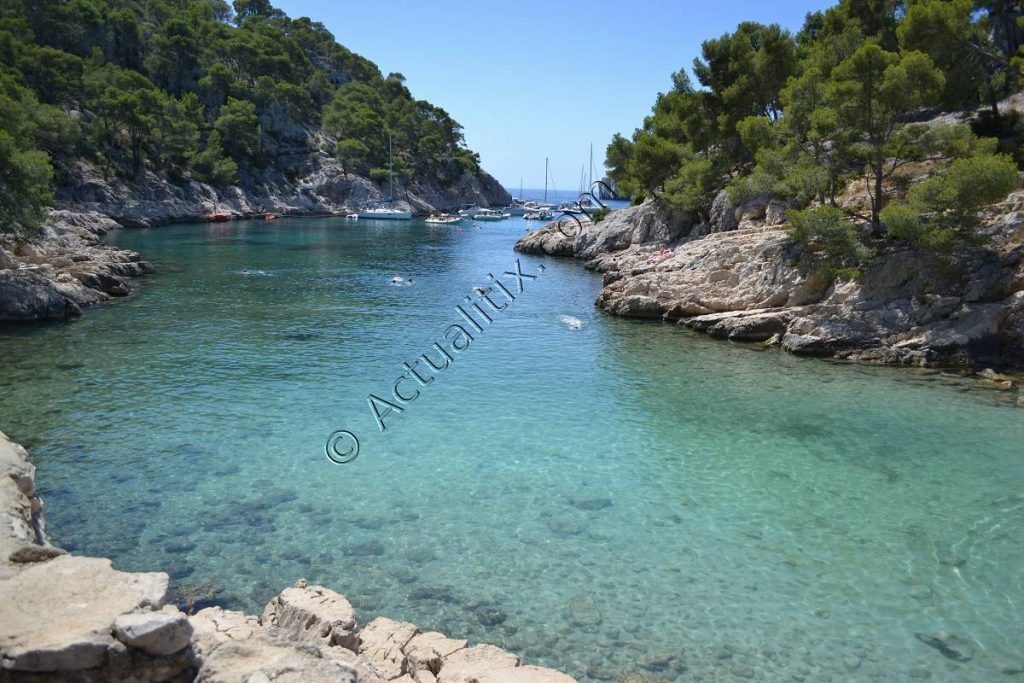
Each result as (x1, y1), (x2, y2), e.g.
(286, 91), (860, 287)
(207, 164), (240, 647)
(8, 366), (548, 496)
(608, 0), (1024, 270)
(0, 0), (480, 236)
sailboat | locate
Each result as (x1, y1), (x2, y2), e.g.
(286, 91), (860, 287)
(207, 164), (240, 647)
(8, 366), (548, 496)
(358, 132), (412, 220)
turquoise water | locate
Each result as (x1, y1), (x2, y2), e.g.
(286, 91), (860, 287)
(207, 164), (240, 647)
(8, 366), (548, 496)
(1, 213), (1023, 681)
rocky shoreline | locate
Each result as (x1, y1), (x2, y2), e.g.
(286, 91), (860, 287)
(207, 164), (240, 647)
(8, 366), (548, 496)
(57, 159), (510, 229)
(0, 431), (575, 682)
(0, 159), (510, 324)
(515, 188), (1024, 371)
(0, 211), (154, 323)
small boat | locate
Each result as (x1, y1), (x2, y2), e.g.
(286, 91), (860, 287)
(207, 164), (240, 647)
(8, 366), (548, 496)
(524, 209), (554, 221)
(357, 206), (413, 220)
(345, 213), (359, 220)
(425, 213), (463, 225)
(263, 213), (278, 220)
(456, 204), (482, 218)
(473, 209), (511, 221)
(206, 211), (231, 222)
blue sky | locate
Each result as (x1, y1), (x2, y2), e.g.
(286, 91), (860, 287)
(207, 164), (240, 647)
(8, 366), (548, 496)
(275, 0), (836, 189)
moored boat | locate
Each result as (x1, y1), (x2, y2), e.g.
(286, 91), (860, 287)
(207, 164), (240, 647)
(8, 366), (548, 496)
(425, 213), (463, 225)
(473, 209), (511, 221)
(358, 131), (412, 220)
(357, 206), (413, 220)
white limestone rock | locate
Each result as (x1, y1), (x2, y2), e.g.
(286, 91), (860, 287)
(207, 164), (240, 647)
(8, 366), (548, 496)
(0, 554), (167, 672)
(113, 605), (193, 656)
(261, 584), (359, 651)
(358, 616), (419, 680)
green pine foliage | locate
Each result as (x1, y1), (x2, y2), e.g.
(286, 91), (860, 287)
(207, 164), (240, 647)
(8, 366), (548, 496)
(608, 0), (1024, 274)
(0, 0), (481, 236)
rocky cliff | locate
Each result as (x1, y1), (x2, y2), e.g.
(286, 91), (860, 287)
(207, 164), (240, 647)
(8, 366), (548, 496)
(0, 431), (575, 683)
(0, 211), (154, 323)
(59, 157), (511, 228)
(516, 189), (1024, 371)
(0, 156), (511, 323)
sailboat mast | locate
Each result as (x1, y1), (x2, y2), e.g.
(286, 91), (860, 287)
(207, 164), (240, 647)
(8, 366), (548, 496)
(388, 131), (394, 202)
(588, 143), (593, 190)
(544, 158), (548, 203)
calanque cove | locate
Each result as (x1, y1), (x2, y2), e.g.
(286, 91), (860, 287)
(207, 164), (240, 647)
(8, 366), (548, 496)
(3, 0), (1024, 682)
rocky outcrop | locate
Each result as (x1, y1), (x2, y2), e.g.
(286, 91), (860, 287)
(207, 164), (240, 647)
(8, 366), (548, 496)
(516, 190), (1024, 369)
(0, 431), (575, 682)
(0, 211), (154, 323)
(60, 158), (511, 228)
(0, 157), (510, 323)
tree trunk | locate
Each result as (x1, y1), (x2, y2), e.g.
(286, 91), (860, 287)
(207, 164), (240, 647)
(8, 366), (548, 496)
(871, 163), (884, 235)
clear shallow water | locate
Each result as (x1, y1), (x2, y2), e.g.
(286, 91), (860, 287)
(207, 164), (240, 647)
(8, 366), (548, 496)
(1, 213), (1022, 681)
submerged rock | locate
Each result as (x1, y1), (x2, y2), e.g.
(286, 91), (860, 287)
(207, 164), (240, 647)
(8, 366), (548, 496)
(565, 593), (603, 630)
(567, 496), (613, 511)
(475, 605), (509, 627)
(0, 432), (579, 682)
(916, 630), (975, 662)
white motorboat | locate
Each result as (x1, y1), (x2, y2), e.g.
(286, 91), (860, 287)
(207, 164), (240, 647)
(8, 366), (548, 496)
(424, 213), (463, 225)
(473, 209), (511, 221)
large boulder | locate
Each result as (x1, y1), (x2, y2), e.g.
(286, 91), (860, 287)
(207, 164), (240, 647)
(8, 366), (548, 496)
(113, 606), (193, 656)
(0, 270), (80, 322)
(594, 228), (827, 319)
(261, 584), (359, 651)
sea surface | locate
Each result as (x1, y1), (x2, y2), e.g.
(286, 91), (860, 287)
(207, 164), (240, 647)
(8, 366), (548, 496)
(1, 202), (1022, 681)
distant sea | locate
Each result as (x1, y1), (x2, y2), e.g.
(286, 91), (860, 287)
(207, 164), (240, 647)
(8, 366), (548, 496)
(503, 187), (626, 207)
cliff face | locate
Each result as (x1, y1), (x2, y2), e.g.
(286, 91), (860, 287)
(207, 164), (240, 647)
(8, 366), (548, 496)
(58, 156), (511, 228)
(0, 156), (511, 323)
(516, 190), (1024, 372)
(0, 431), (576, 682)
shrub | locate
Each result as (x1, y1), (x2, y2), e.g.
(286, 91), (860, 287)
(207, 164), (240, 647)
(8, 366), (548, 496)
(787, 205), (874, 280)
(882, 153), (1018, 250)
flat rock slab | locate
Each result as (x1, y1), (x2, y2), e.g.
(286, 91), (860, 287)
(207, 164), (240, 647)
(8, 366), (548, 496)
(358, 616), (418, 679)
(437, 644), (520, 683)
(475, 665), (577, 682)
(196, 634), (385, 683)
(190, 607), (261, 647)
(0, 555), (167, 672)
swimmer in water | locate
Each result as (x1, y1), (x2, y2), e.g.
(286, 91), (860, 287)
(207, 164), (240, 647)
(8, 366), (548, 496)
(391, 275), (403, 285)
(406, 278), (414, 286)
